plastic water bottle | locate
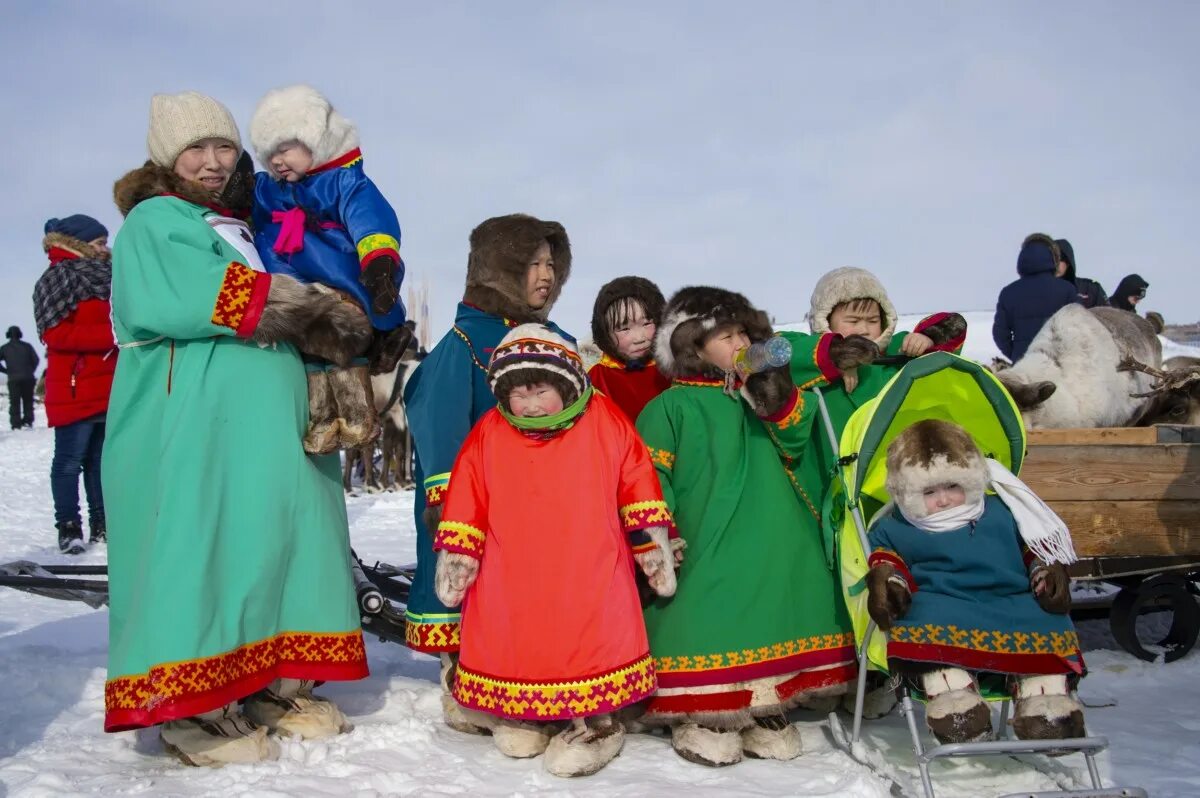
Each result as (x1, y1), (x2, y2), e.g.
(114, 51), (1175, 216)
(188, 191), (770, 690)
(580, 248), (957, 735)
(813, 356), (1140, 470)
(732, 335), (792, 378)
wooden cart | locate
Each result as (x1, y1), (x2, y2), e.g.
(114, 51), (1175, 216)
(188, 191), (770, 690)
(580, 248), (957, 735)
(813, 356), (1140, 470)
(1021, 424), (1200, 661)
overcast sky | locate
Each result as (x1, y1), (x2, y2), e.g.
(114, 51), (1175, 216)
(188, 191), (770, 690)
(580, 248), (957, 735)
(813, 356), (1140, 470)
(2, 1), (1196, 358)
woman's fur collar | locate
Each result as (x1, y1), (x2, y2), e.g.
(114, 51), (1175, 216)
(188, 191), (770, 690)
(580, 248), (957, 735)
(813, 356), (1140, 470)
(113, 161), (224, 217)
(41, 232), (109, 261)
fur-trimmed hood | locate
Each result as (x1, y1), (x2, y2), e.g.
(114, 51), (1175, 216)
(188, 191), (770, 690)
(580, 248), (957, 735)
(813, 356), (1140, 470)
(250, 85), (360, 177)
(41, 232), (110, 262)
(463, 214), (571, 324)
(808, 267), (898, 349)
(1017, 233), (1062, 278)
(591, 276), (666, 362)
(113, 162), (225, 217)
(654, 286), (773, 380)
(885, 420), (989, 522)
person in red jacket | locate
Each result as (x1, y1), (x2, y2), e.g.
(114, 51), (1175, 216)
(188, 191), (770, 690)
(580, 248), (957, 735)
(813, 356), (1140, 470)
(32, 214), (117, 554)
(587, 276), (671, 423)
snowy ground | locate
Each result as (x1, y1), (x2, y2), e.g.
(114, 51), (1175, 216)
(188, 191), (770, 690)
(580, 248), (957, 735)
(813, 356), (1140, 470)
(2, 334), (1200, 795)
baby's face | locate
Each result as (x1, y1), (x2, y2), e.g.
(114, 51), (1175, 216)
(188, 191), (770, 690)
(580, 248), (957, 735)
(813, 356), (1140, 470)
(270, 141), (315, 182)
(922, 482), (966, 514)
(829, 300), (883, 340)
(508, 382), (564, 418)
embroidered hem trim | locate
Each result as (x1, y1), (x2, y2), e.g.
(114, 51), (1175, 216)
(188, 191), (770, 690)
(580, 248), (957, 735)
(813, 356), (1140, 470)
(404, 617), (461, 652)
(654, 633), (857, 688)
(643, 662), (858, 718)
(887, 624), (1083, 669)
(453, 655), (656, 721)
(104, 629), (367, 732)
(888, 640), (1085, 676)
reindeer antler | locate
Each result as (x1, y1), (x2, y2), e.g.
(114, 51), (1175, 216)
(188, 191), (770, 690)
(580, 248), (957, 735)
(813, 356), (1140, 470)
(1119, 356), (1200, 398)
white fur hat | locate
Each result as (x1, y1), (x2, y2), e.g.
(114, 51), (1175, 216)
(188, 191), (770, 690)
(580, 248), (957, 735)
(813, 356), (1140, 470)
(488, 323), (588, 403)
(250, 84), (360, 176)
(147, 91), (242, 169)
(808, 267), (898, 348)
(885, 420), (989, 521)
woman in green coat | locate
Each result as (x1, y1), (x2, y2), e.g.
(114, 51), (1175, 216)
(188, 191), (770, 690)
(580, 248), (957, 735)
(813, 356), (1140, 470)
(104, 92), (370, 766)
(636, 287), (857, 768)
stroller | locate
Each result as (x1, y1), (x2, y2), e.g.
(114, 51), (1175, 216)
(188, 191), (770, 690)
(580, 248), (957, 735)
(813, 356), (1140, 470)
(816, 351), (1144, 798)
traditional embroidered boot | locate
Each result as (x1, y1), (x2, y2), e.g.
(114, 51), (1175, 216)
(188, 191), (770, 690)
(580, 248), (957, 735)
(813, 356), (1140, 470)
(160, 704), (279, 766)
(303, 368), (340, 455)
(330, 364), (381, 449)
(923, 667), (993, 745)
(543, 715), (626, 777)
(492, 718), (554, 758)
(670, 722), (743, 767)
(1012, 674), (1085, 743)
(741, 713), (803, 760)
(242, 678), (352, 740)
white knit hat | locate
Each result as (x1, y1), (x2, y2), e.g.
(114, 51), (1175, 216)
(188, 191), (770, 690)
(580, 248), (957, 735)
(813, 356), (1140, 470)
(488, 324), (588, 402)
(808, 266), (898, 348)
(147, 92), (242, 169)
(249, 84), (360, 177)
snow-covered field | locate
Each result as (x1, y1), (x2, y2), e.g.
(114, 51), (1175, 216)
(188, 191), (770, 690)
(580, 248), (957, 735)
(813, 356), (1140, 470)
(2, 325), (1200, 795)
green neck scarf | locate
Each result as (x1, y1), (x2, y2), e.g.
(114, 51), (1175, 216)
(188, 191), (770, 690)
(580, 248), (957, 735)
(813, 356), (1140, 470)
(498, 386), (593, 439)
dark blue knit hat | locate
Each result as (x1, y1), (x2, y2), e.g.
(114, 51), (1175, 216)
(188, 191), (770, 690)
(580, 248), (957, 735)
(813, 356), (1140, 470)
(44, 214), (108, 242)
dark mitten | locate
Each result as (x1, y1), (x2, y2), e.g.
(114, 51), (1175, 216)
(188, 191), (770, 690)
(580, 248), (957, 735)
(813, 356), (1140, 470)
(361, 255), (400, 314)
(740, 366), (796, 418)
(298, 288), (374, 367)
(251, 275), (341, 348)
(367, 323), (415, 375)
(920, 313), (968, 347)
(1032, 563), (1072, 614)
(422, 503), (443, 533)
(866, 564), (911, 631)
(219, 150), (256, 217)
(828, 334), (879, 372)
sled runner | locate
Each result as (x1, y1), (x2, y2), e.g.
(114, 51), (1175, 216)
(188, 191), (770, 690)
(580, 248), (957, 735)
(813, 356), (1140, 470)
(819, 351), (1145, 798)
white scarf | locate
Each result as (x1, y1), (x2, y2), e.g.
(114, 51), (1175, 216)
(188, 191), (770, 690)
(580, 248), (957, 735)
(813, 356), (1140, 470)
(891, 460), (1078, 566)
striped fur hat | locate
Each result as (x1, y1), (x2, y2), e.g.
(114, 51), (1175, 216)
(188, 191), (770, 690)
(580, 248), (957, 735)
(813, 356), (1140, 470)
(488, 323), (588, 408)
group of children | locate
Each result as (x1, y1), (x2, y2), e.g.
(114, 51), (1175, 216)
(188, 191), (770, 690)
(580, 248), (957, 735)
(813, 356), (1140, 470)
(233, 83), (1087, 776)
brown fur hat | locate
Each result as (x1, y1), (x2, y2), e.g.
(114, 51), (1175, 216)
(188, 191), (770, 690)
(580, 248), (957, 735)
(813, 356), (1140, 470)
(463, 214), (571, 324)
(654, 286), (774, 380)
(591, 276), (666, 362)
(885, 420), (989, 521)
(113, 161), (225, 217)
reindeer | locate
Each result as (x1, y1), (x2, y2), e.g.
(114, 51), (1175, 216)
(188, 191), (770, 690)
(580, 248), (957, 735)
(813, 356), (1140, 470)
(1117, 356), (1200, 425)
(992, 304), (1165, 428)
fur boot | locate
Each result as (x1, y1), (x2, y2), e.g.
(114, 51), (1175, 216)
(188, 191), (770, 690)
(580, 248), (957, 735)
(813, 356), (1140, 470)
(331, 365), (381, 449)
(923, 668), (993, 745)
(303, 369), (340, 455)
(543, 715), (626, 777)
(160, 704), (279, 767)
(741, 714), (802, 760)
(439, 654), (491, 735)
(670, 722), (744, 767)
(840, 676), (899, 720)
(492, 719), (555, 758)
(1012, 674), (1085, 742)
(242, 678), (352, 740)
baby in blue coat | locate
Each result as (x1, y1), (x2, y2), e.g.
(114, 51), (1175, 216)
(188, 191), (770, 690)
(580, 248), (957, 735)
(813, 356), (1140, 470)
(250, 84), (408, 453)
(866, 419), (1086, 746)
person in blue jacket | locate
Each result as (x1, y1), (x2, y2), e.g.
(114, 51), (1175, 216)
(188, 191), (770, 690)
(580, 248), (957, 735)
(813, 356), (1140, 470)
(992, 233), (1078, 363)
(250, 84), (409, 454)
(403, 214), (573, 734)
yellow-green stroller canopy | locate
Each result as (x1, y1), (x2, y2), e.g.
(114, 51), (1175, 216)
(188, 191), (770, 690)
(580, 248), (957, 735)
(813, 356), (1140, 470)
(825, 352), (1026, 673)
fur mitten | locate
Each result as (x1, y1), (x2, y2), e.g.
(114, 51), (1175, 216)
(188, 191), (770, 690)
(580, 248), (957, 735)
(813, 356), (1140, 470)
(435, 550), (479, 607)
(1031, 562), (1072, 614)
(251, 275), (341, 349)
(739, 367), (795, 418)
(422, 504), (443, 533)
(296, 285), (374, 367)
(919, 312), (968, 347)
(366, 322), (414, 375)
(866, 564), (911, 631)
(361, 255), (400, 314)
(828, 334), (879, 372)
(634, 526), (677, 597)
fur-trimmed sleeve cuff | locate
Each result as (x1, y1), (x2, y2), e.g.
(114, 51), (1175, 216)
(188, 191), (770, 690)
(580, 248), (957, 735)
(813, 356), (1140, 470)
(357, 234), (400, 270)
(424, 472), (450, 507)
(619, 500), (674, 534)
(814, 333), (842, 383)
(913, 312), (967, 353)
(212, 263), (271, 339)
(869, 549), (917, 593)
(762, 386), (802, 424)
(433, 520), (485, 559)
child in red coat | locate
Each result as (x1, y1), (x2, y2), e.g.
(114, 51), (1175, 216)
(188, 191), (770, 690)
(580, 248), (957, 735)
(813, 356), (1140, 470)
(587, 276), (671, 423)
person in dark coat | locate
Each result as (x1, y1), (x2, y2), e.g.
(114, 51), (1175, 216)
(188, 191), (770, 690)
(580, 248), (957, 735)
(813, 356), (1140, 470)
(1109, 274), (1149, 312)
(993, 234), (1079, 363)
(1055, 239), (1108, 309)
(0, 326), (39, 429)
